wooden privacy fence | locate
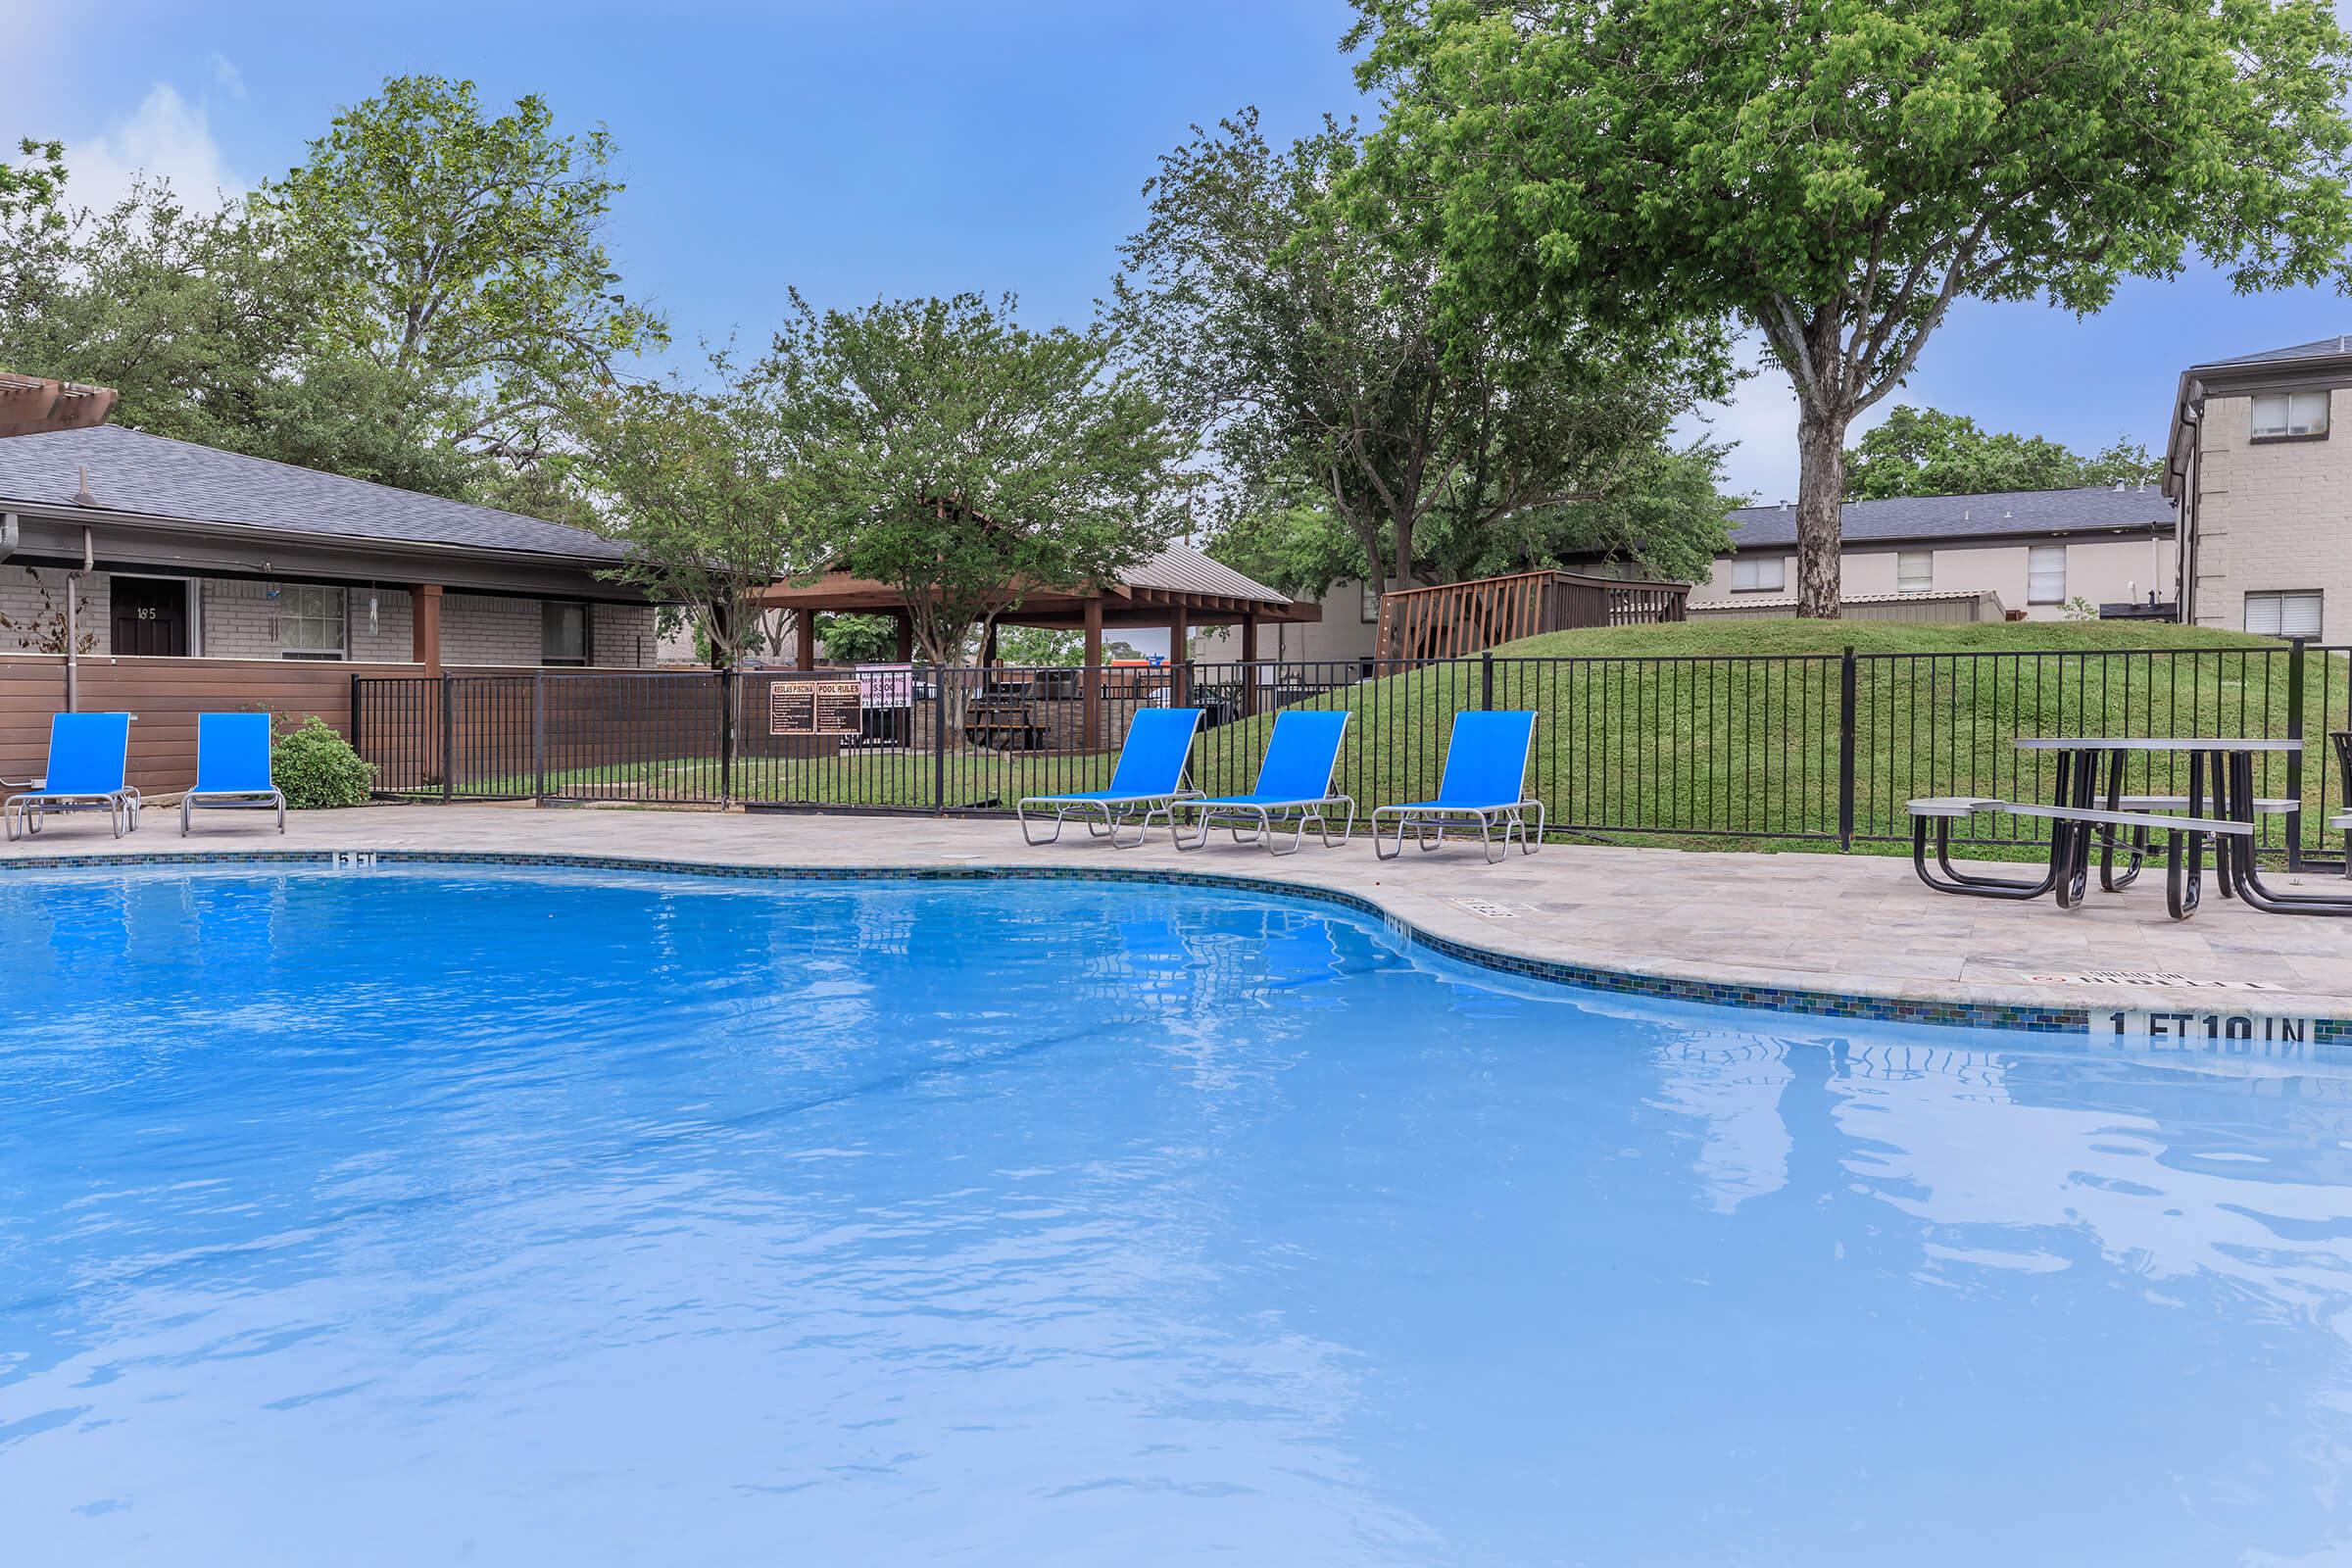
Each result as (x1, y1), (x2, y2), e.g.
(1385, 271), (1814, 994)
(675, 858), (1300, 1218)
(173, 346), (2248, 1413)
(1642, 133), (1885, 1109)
(0, 654), (431, 791)
(1375, 569), (1689, 660)
(0, 654), (663, 793)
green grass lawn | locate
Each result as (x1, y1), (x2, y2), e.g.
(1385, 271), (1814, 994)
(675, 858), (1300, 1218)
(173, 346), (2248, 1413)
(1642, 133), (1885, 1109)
(1178, 620), (2349, 858)
(447, 620), (2351, 859)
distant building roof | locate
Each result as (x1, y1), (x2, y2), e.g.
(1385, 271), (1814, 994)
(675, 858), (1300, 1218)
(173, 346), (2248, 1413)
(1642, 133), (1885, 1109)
(0, 422), (627, 563)
(2194, 333), (2352, 369)
(1726, 485), (2175, 552)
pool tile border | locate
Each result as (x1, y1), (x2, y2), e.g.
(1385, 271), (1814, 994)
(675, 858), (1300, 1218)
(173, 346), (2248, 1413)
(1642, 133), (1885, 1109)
(7, 846), (2345, 1045)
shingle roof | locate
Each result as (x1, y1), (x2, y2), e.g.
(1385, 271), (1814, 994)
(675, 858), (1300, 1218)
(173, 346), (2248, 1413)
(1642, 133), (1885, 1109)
(2198, 334), (2352, 369)
(1123, 543), (1289, 605)
(0, 423), (628, 562)
(1726, 485), (2175, 551)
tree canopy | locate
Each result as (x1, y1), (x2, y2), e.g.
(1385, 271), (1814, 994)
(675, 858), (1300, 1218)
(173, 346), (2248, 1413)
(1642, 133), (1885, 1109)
(1114, 109), (1727, 598)
(1208, 439), (1736, 600)
(764, 291), (1192, 666)
(1350, 0), (2352, 614)
(1, 79), (665, 519)
(1843, 407), (2157, 501)
(566, 350), (804, 669)
(268, 74), (667, 469)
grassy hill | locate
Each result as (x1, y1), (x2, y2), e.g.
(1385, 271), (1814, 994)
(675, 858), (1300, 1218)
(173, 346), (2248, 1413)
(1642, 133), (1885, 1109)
(488, 619), (2347, 858)
(1178, 619), (2346, 856)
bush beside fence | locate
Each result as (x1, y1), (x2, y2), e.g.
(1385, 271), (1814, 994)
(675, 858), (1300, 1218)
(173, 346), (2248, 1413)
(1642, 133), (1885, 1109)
(352, 641), (2352, 867)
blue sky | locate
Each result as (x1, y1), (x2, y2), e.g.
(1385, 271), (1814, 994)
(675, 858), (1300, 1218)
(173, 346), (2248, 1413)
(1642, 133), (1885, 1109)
(9, 0), (2352, 506)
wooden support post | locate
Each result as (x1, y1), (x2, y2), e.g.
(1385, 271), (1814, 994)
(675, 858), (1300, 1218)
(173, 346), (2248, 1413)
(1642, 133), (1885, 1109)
(796, 610), (816, 671)
(1240, 612), (1258, 716)
(981, 622), (999, 668)
(1082, 595), (1103, 752)
(1168, 607), (1191, 708)
(894, 611), (913, 662)
(412, 583), (443, 676)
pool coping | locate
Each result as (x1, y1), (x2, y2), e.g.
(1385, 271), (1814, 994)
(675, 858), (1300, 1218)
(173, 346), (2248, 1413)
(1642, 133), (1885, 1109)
(9, 843), (2347, 1045)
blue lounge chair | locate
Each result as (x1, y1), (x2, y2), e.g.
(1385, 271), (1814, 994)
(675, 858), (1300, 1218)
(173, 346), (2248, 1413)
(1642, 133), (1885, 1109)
(1371, 710), (1544, 863)
(1017, 707), (1203, 848)
(3, 711), (140, 841)
(180, 712), (285, 836)
(1173, 710), (1354, 856)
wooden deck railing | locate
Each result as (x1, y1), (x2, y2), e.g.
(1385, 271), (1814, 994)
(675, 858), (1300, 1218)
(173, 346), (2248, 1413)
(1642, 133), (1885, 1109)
(1374, 569), (1690, 660)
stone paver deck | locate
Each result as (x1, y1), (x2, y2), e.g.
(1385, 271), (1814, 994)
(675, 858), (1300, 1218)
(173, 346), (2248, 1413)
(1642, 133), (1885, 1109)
(4, 804), (2348, 1031)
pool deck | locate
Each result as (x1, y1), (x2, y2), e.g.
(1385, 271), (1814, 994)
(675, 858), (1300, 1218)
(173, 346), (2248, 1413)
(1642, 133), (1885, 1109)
(5, 803), (2348, 1033)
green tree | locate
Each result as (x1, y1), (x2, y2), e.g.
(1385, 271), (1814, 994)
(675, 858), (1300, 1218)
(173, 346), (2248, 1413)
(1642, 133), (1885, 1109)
(1204, 497), (1370, 602)
(0, 173), (491, 501)
(1351, 0), (2352, 615)
(1210, 442), (1734, 600)
(1115, 110), (1725, 598)
(815, 613), (899, 663)
(0, 138), (71, 338)
(267, 74), (666, 468)
(993, 627), (1147, 666)
(568, 351), (803, 669)
(1843, 407), (2159, 500)
(1424, 440), (1738, 585)
(765, 290), (1192, 666)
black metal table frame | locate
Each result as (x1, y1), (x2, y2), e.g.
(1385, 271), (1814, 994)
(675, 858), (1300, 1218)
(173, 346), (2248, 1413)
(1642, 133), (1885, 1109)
(1918, 745), (2234, 920)
(2206, 749), (2352, 917)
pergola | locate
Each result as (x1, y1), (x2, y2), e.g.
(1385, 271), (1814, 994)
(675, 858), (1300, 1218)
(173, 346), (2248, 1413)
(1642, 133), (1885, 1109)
(753, 542), (1318, 747)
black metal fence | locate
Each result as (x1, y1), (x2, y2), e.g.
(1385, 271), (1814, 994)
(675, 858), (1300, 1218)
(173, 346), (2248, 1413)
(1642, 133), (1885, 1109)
(352, 640), (2352, 867)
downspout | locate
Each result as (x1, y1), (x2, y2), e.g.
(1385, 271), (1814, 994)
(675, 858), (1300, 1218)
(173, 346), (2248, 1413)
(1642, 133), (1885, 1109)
(2174, 383), (2203, 627)
(64, 525), (91, 712)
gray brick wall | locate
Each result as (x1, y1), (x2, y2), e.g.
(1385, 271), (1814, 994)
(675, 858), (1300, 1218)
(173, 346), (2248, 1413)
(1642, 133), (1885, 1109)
(197, 578), (287, 660)
(0, 565), (108, 653)
(590, 602), (658, 666)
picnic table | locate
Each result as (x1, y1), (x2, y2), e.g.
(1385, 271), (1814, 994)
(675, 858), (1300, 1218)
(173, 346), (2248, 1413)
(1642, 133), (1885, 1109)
(2009, 737), (2348, 919)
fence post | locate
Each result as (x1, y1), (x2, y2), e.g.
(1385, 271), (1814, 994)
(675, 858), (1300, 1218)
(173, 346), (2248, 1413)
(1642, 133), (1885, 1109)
(931, 664), (948, 815)
(532, 670), (548, 806)
(2286, 636), (2308, 871)
(1837, 646), (1858, 852)
(440, 673), (457, 804)
(718, 668), (737, 808)
(1482, 651), (1495, 711)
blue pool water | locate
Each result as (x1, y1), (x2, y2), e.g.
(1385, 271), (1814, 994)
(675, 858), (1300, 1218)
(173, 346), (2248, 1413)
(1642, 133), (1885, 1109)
(4, 866), (2352, 1564)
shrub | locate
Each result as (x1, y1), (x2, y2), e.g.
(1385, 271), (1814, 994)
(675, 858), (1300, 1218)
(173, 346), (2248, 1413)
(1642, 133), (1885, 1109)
(272, 715), (375, 808)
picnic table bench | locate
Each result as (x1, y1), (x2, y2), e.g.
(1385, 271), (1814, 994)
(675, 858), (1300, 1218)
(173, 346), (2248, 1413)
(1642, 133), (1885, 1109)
(1909, 736), (2348, 921)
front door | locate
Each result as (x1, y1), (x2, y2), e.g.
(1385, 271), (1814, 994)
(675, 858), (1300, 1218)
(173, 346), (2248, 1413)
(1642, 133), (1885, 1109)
(111, 577), (190, 657)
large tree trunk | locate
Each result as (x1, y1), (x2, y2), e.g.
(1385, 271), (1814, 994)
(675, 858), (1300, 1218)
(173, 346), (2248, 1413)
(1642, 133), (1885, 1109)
(1794, 407), (1850, 619)
(1386, 514), (1415, 595)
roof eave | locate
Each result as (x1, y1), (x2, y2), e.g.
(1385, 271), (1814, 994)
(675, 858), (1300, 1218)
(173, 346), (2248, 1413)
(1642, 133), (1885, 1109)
(0, 496), (633, 574)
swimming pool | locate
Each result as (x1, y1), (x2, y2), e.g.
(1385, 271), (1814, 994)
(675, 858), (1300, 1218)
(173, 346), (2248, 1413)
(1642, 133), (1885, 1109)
(4, 863), (2350, 1564)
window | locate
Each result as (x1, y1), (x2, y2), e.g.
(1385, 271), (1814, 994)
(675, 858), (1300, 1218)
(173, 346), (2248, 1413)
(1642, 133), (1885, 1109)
(542, 601), (591, 665)
(2028, 545), (2067, 605)
(1896, 550), (1934, 595)
(2245, 590), (2324, 639)
(278, 585), (346, 661)
(1359, 580), (1381, 624)
(1729, 556), (1786, 593)
(2250, 390), (2329, 439)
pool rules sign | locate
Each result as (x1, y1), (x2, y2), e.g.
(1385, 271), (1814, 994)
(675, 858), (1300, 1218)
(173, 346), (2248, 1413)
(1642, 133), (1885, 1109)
(769, 679), (862, 737)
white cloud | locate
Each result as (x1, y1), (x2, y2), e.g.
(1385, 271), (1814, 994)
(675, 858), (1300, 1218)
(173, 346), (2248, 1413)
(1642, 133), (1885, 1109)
(209, 54), (247, 102)
(64, 83), (246, 215)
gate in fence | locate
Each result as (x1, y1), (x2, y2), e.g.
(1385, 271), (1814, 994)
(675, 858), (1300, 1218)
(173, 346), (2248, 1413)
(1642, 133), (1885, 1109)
(352, 639), (2352, 868)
